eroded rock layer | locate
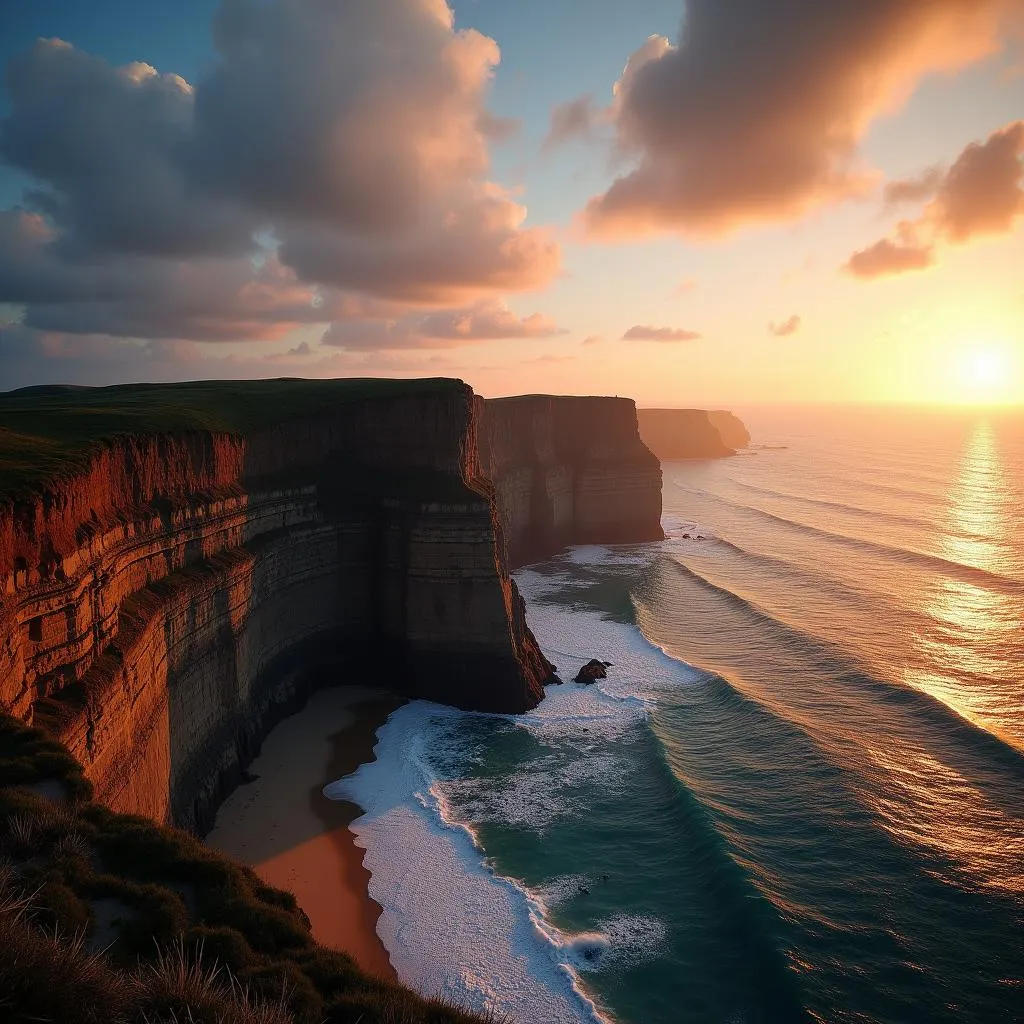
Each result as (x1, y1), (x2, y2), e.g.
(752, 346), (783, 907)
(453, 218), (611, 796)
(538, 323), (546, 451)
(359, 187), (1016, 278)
(480, 395), (664, 568)
(0, 380), (551, 830)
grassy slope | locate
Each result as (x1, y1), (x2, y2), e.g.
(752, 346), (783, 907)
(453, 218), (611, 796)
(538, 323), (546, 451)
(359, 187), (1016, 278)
(0, 713), (493, 1024)
(0, 378), (465, 503)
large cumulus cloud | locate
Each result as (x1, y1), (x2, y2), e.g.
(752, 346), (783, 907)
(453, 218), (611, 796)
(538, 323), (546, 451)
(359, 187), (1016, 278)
(583, 0), (1021, 238)
(0, 0), (560, 353)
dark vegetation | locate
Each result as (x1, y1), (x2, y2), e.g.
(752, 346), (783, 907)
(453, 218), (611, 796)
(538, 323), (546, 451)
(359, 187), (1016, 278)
(0, 714), (494, 1024)
(0, 377), (465, 502)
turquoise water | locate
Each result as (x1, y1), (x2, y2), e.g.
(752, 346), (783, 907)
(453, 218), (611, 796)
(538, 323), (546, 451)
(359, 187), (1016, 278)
(336, 406), (1024, 1024)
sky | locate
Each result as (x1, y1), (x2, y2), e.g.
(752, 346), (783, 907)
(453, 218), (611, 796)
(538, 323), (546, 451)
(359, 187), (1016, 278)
(0, 0), (1023, 407)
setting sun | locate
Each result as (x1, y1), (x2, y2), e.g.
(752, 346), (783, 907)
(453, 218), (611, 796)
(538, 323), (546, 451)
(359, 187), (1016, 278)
(954, 345), (1017, 404)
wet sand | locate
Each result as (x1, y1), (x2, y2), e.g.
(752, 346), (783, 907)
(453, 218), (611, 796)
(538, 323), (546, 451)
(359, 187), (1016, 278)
(206, 686), (403, 979)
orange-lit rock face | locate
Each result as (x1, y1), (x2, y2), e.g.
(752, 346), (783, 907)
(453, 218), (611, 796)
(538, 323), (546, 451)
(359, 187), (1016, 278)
(479, 395), (664, 568)
(0, 385), (551, 830)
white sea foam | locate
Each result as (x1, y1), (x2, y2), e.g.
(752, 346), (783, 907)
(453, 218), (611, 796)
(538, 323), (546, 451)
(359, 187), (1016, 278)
(324, 551), (697, 1024)
(326, 700), (612, 1023)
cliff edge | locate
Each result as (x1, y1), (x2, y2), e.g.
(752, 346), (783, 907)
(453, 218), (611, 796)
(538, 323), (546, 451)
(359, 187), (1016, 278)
(480, 394), (664, 568)
(637, 408), (750, 459)
(0, 379), (552, 830)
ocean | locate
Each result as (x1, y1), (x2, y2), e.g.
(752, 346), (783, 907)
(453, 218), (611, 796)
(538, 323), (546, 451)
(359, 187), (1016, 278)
(327, 405), (1024, 1024)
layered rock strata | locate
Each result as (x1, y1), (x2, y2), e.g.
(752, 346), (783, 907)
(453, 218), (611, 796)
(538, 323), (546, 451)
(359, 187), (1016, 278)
(637, 408), (750, 459)
(0, 380), (551, 830)
(480, 395), (664, 568)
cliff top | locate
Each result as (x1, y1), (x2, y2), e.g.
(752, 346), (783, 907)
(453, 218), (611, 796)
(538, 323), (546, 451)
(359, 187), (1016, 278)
(0, 377), (465, 502)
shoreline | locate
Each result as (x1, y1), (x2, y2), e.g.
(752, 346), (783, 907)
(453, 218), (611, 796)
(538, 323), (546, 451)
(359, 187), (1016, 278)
(206, 685), (403, 979)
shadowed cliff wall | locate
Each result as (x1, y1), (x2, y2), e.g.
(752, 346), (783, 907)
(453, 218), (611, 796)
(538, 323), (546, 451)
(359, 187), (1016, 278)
(0, 380), (551, 830)
(480, 395), (664, 568)
(637, 408), (750, 460)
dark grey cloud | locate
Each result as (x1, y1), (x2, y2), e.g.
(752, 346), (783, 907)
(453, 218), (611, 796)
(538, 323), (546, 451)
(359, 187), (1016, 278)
(543, 95), (599, 151)
(0, 0), (561, 354)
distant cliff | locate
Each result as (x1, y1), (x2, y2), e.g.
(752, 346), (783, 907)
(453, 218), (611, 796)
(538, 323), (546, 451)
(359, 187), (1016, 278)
(480, 395), (664, 568)
(637, 408), (750, 459)
(0, 379), (553, 831)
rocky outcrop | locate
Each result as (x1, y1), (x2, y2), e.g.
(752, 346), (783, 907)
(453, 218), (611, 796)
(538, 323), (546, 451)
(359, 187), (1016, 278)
(637, 408), (750, 459)
(0, 380), (553, 830)
(574, 659), (610, 684)
(479, 395), (663, 568)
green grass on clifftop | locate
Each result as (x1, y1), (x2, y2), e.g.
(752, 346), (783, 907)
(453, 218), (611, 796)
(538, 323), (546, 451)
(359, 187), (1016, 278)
(0, 713), (497, 1024)
(0, 378), (466, 503)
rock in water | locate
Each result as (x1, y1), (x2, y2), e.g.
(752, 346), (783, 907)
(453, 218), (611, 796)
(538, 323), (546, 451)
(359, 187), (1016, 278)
(574, 659), (609, 684)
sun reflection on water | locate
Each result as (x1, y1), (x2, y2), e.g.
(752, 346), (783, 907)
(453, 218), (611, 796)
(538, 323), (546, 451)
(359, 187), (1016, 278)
(904, 421), (1023, 748)
(871, 420), (1024, 892)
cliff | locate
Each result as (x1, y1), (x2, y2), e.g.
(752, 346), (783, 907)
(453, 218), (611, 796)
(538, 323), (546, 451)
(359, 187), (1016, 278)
(0, 379), (552, 831)
(637, 408), (750, 459)
(707, 410), (751, 450)
(480, 395), (663, 568)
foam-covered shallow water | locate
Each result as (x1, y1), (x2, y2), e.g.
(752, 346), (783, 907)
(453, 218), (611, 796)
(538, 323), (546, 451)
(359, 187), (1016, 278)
(326, 578), (684, 1023)
(329, 407), (1024, 1024)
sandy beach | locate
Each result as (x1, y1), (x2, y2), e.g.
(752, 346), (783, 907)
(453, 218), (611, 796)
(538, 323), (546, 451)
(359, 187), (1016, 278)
(206, 685), (403, 979)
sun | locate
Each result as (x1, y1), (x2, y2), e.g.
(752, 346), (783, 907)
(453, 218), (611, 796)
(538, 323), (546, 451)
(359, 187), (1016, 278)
(950, 345), (1016, 404)
(965, 349), (1007, 390)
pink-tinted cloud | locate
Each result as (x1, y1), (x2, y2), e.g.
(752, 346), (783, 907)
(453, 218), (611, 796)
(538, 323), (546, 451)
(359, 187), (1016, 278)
(883, 167), (944, 207)
(845, 238), (936, 279)
(622, 324), (702, 342)
(846, 120), (1023, 278)
(672, 277), (698, 297)
(322, 301), (565, 351)
(933, 120), (1024, 240)
(583, 1), (1019, 238)
(769, 315), (802, 337)
(581, 334), (604, 346)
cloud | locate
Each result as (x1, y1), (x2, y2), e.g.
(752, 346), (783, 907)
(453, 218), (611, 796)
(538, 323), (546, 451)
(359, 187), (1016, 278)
(582, 1), (1019, 238)
(622, 324), (702, 342)
(769, 314), (802, 337)
(0, 210), (328, 341)
(2, 41), (254, 258)
(672, 277), (698, 297)
(0, 1), (561, 350)
(883, 166), (944, 206)
(322, 300), (564, 350)
(542, 95), (599, 151)
(0, 321), (457, 390)
(931, 120), (1024, 240)
(846, 120), (1024, 278)
(581, 334), (604, 346)
(845, 237), (936, 279)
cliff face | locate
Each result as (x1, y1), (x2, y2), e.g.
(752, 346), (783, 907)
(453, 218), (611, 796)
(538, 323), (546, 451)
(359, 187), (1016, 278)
(707, 410), (751, 450)
(0, 381), (551, 830)
(637, 408), (750, 459)
(480, 395), (664, 568)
